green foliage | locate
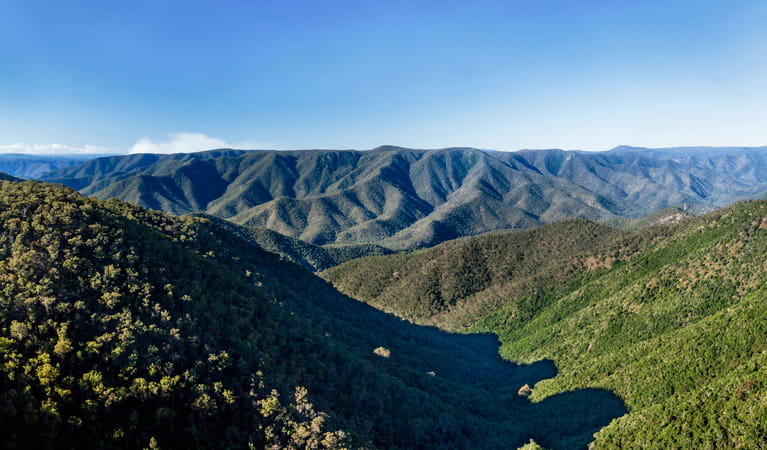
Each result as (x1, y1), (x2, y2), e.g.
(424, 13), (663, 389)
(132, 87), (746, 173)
(0, 180), (348, 449)
(322, 219), (626, 329)
(191, 213), (393, 272)
(328, 197), (767, 448)
(492, 201), (767, 448)
(0, 180), (626, 449)
(517, 440), (547, 450)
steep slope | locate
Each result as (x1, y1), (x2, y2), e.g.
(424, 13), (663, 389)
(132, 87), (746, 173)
(42, 146), (767, 248)
(325, 202), (767, 448)
(321, 220), (627, 328)
(0, 179), (626, 449)
(191, 213), (393, 271)
(484, 201), (767, 448)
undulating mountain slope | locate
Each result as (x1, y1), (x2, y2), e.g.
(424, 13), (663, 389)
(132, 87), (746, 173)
(321, 220), (630, 329)
(0, 154), (97, 179)
(0, 179), (626, 449)
(487, 202), (767, 448)
(41, 146), (767, 248)
(324, 201), (767, 448)
(517, 146), (767, 215)
(191, 213), (393, 272)
(42, 147), (611, 248)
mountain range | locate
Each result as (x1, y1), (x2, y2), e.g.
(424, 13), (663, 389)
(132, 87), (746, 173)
(0, 178), (624, 449)
(322, 199), (767, 448)
(4, 144), (767, 448)
(40, 145), (767, 249)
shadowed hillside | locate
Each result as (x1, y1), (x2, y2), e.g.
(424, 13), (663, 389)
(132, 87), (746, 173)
(324, 200), (767, 448)
(190, 213), (394, 271)
(41, 146), (767, 248)
(322, 219), (628, 329)
(0, 171), (22, 182)
(0, 179), (626, 449)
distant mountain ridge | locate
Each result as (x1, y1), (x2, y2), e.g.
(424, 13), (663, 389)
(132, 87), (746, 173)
(41, 145), (767, 248)
(0, 153), (100, 178)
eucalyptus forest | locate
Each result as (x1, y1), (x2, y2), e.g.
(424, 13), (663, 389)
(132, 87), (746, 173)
(2, 146), (767, 449)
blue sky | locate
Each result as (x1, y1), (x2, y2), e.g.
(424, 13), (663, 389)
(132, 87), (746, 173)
(1, 0), (766, 154)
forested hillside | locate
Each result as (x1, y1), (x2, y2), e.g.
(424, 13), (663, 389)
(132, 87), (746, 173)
(192, 213), (393, 272)
(41, 146), (767, 248)
(324, 201), (767, 448)
(321, 220), (627, 328)
(0, 179), (626, 449)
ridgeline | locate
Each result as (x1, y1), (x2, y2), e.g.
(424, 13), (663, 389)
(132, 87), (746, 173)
(0, 179), (625, 449)
(323, 200), (767, 448)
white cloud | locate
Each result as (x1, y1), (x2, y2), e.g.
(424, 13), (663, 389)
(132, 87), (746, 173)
(0, 132), (270, 157)
(0, 142), (115, 155)
(129, 132), (230, 154)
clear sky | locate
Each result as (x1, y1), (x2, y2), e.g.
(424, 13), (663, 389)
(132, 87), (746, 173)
(1, 0), (766, 154)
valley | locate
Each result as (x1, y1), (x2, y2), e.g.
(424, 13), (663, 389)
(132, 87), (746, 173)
(1, 145), (767, 448)
(324, 198), (767, 448)
(0, 178), (625, 449)
(6, 2), (766, 448)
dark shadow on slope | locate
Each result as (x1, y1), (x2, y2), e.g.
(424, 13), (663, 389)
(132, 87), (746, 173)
(530, 388), (628, 450)
(236, 229), (628, 448)
(145, 211), (632, 448)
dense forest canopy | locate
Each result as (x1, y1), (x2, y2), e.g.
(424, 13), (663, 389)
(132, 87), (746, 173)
(324, 199), (767, 448)
(0, 179), (626, 449)
(5, 160), (767, 448)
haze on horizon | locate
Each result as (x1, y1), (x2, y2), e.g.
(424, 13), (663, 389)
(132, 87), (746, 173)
(1, 0), (766, 155)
